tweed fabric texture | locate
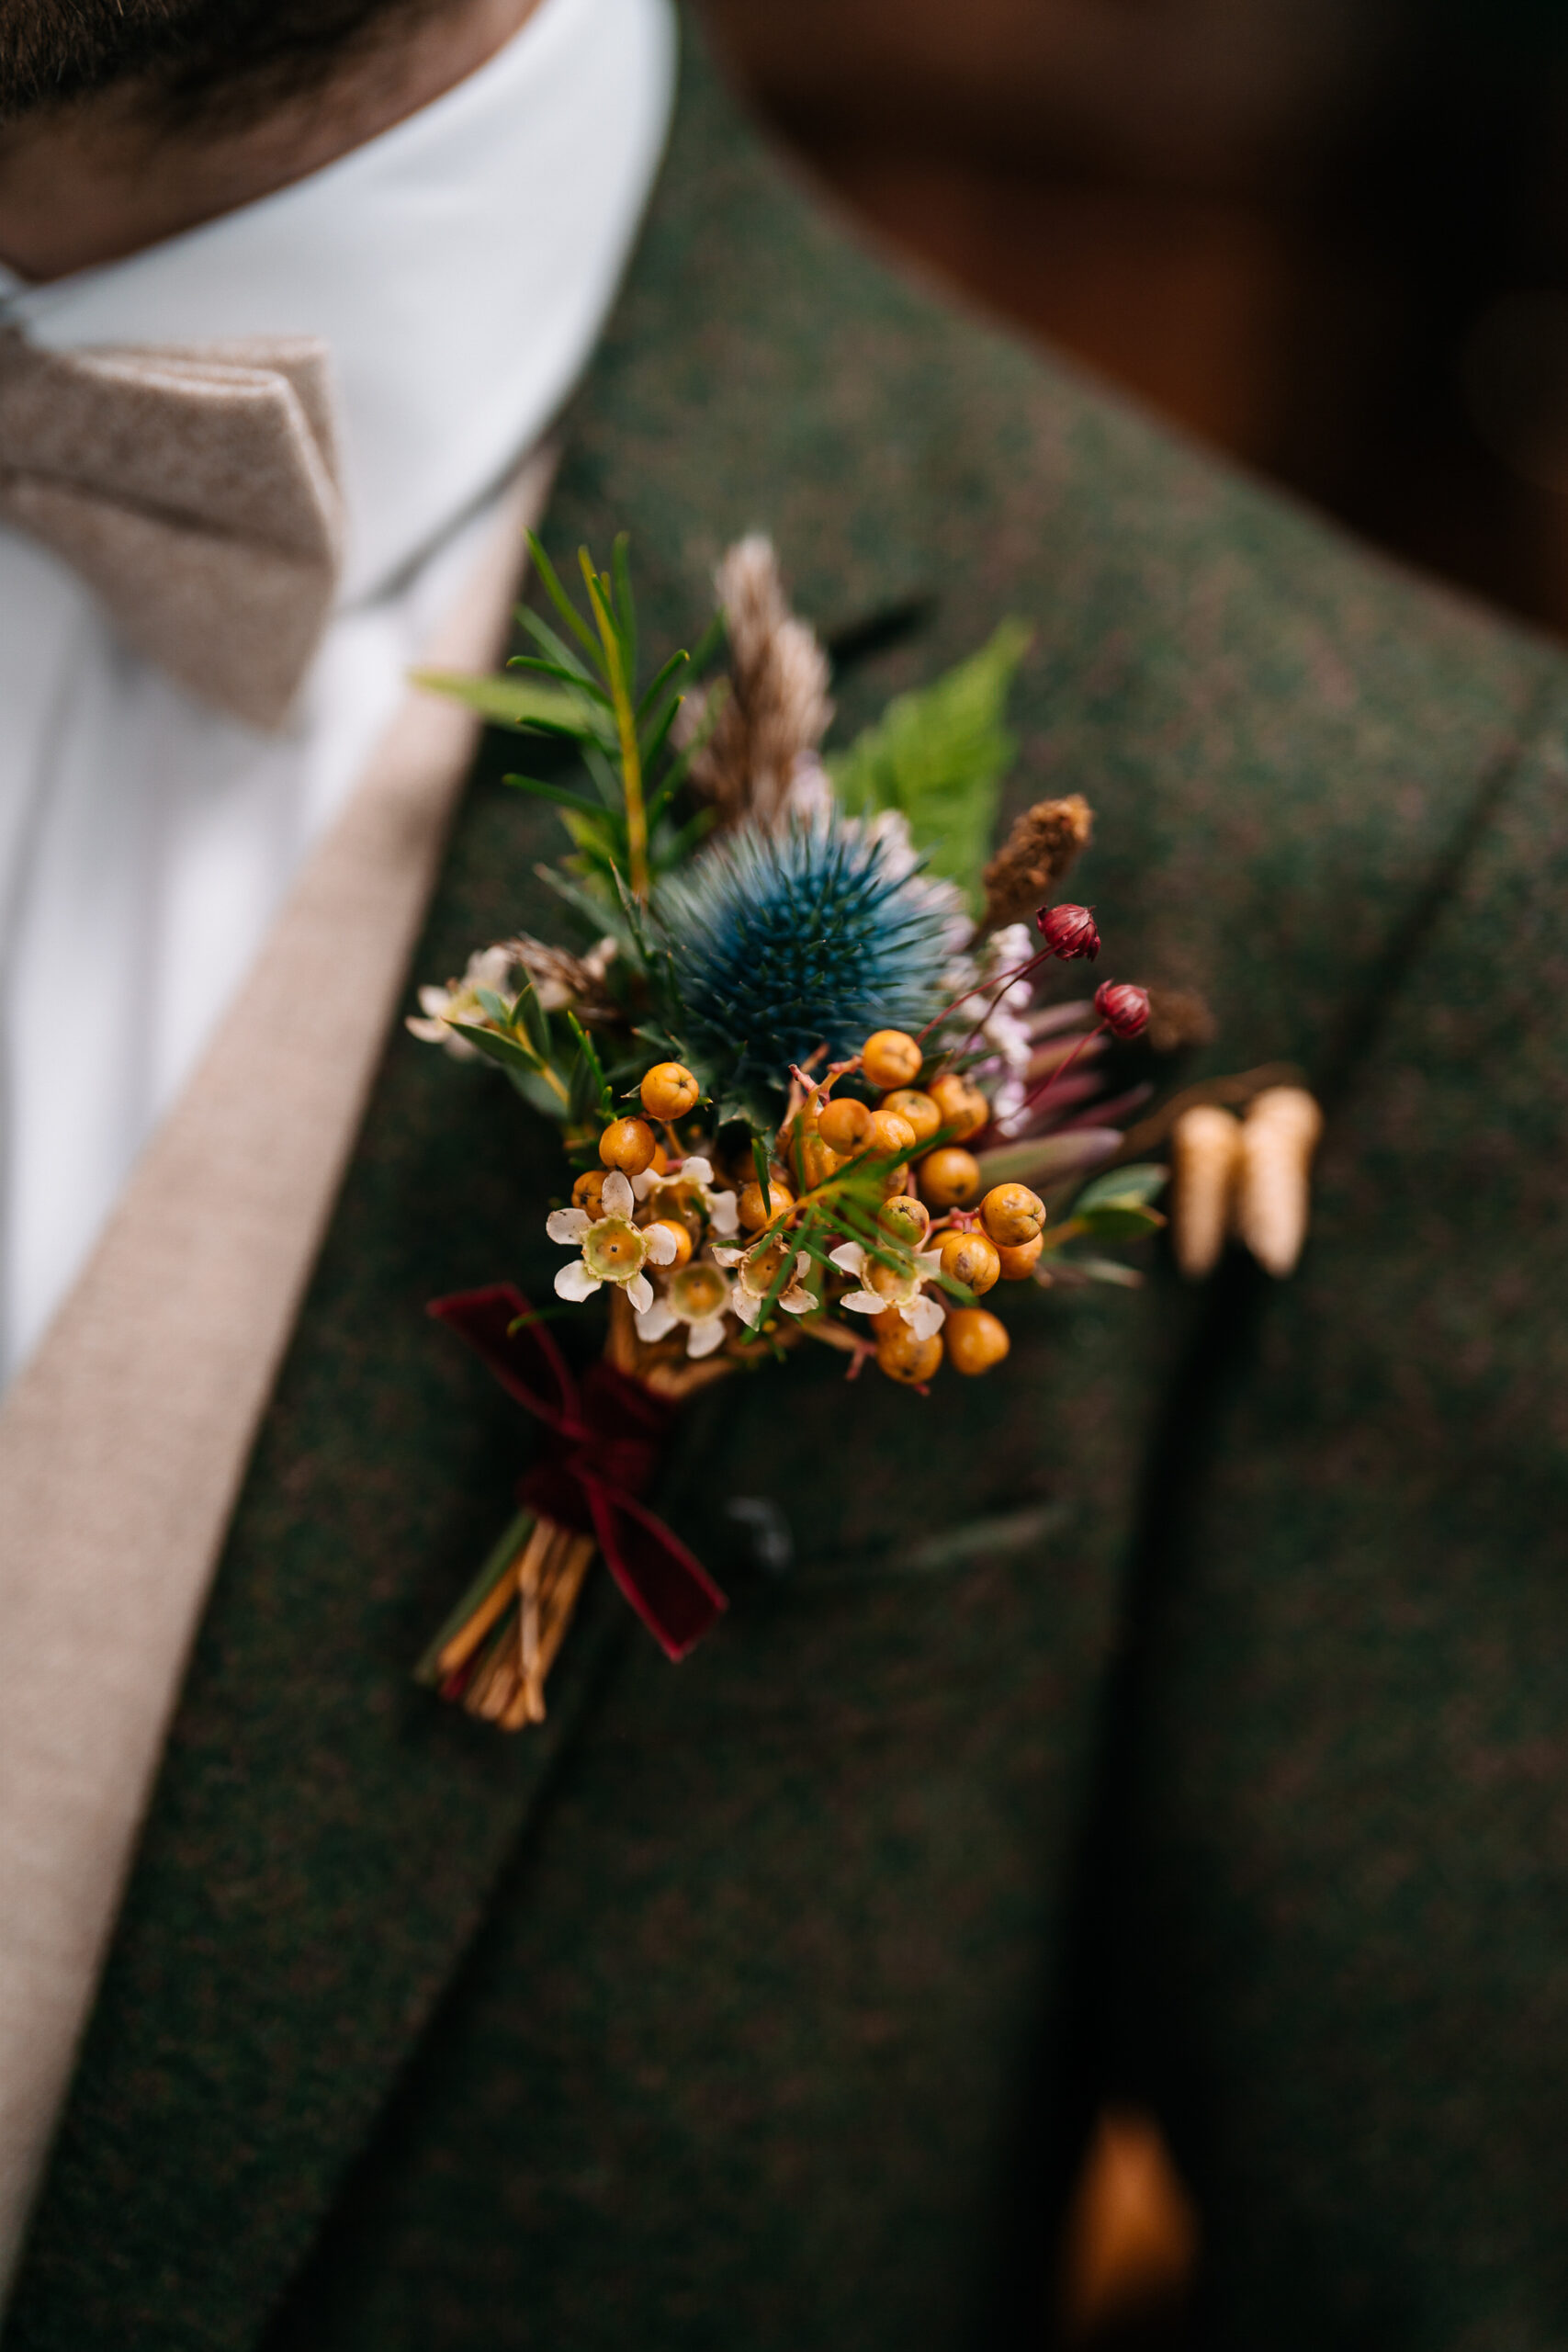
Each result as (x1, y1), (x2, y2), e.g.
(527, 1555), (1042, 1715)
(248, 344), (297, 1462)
(7, 24), (1568, 2352)
(1115, 701), (1568, 2351)
(0, 330), (343, 727)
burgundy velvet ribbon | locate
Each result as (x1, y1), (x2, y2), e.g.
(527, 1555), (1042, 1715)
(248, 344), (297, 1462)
(427, 1283), (727, 1661)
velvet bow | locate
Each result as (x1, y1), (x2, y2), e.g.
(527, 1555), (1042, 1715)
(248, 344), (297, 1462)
(428, 1283), (726, 1660)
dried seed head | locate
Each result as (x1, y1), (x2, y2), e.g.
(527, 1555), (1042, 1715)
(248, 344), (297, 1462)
(681, 536), (834, 826)
(981, 796), (1094, 933)
(1037, 903), (1101, 962)
(1094, 980), (1151, 1039)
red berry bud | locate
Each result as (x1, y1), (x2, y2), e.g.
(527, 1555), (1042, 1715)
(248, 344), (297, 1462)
(1094, 980), (1151, 1040)
(1035, 902), (1100, 960)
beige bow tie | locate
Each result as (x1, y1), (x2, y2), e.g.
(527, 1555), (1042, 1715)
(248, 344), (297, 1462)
(0, 328), (344, 730)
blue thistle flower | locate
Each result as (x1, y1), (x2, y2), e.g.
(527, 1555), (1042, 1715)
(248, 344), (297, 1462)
(656, 813), (963, 1109)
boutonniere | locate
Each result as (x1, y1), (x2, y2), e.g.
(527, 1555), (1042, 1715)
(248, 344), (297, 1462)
(411, 535), (1318, 1728)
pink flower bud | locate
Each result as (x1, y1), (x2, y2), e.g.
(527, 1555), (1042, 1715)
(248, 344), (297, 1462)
(1094, 980), (1151, 1039)
(1035, 902), (1100, 960)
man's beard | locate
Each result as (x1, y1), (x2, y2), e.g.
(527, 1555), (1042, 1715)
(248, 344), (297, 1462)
(0, 0), (439, 125)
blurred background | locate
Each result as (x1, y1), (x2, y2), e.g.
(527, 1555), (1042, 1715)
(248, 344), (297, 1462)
(700, 0), (1568, 640)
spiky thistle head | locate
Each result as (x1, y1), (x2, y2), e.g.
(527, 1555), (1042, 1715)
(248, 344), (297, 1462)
(656, 809), (967, 1113)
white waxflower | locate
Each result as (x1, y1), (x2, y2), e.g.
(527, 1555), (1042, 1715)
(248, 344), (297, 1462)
(829, 1239), (945, 1342)
(631, 1154), (740, 1238)
(546, 1170), (676, 1315)
(711, 1234), (815, 1326)
(405, 944), (516, 1059)
(634, 1260), (734, 1359)
(983, 922), (1035, 1001)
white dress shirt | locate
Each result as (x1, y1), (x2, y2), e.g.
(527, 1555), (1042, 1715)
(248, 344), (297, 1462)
(0, 0), (676, 1385)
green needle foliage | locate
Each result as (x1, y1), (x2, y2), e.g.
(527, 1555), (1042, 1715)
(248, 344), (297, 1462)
(420, 530), (724, 906)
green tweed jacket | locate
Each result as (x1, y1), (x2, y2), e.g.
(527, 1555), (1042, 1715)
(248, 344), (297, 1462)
(8, 26), (1568, 2352)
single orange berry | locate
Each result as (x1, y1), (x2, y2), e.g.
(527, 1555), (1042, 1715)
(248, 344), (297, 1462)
(919, 1147), (982, 1208)
(862, 1029), (923, 1090)
(639, 1060), (700, 1120)
(818, 1096), (873, 1155)
(927, 1071), (990, 1142)
(946, 1306), (1010, 1374)
(864, 1107), (918, 1159)
(739, 1177), (795, 1232)
(599, 1116), (657, 1175)
(878, 1193), (931, 1246)
(867, 1253), (917, 1301)
(980, 1182), (1045, 1248)
(794, 1135), (841, 1189)
(745, 1232), (795, 1289)
(646, 1217), (693, 1268)
(879, 1087), (941, 1148)
(875, 1321), (944, 1385)
(996, 1233), (1044, 1279)
(938, 1227), (1000, 1295)
(572, 1170), (609, 1217)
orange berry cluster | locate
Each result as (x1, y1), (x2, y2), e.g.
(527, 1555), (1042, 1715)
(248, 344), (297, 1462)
(576, 1035), (1044, 1391)
(796, 1028), (1048, 1387)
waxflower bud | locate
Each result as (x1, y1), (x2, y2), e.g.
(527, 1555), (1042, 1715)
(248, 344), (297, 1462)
(918, 1147), (982, 1208)
(739, 1177), (795, 1232)
(878, 1193), (931, 1246)
(864, 1108), (918, 1159)
(639, 1061), (700, 1121)
(875, 1317), (943, 1385)
(879, 1088), (941, 1148)
(979, 1182), (1044, 1249)
(1094, 980), (1151, 1039)
(818, 1096), (872, 1155)
(927, 1072), (989, 1143)
(1036, 903), (1100, 961)
(600, 1115), (658, 1174)
(938, 1228), (1000, 1295)
(862, 1030), (923, 1090)
(946, 1307), (1010, 1374)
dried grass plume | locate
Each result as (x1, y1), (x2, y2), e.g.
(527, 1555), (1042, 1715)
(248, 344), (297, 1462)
(682, 535), (833, 827)
(980, 794), (1093, 933)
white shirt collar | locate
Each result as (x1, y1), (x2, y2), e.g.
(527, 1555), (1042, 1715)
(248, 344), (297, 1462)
(0, 0), (677, 605)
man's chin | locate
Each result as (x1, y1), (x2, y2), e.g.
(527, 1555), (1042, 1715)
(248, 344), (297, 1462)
(0, 0), (434, 127)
